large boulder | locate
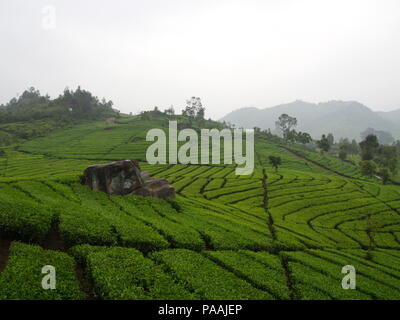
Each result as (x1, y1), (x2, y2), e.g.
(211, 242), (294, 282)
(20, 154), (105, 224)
(133, 178), (176, 199)
(81, 160), (175, 199)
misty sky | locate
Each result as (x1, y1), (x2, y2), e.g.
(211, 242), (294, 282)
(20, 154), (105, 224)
(1, 0), (400, 119)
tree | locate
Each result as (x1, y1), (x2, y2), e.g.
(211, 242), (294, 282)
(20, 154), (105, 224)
(361, 128), (394, 145)
(139, 111), (150, 121)
(295, 132), (312, 144)
(196, 103), (205, 120)
(394, 140), (400, 152)
(375, 145), (398, 174)
(359, 134), (379, 160)
(182, 97), (205, 119)
(338, 149), (347, 161)
(268, 156), (282, 172)
(327, 133), (334, 146)
(164, 106), (175, 116)
(317, 134), (331, 154)
(275, 114), (297, 140)
(349, 139), (360, 154)
(360, 160), (377, 177)
(378, 168), (390, 185)
(0, 86), (117, 124)
(286, 130), (298, 143)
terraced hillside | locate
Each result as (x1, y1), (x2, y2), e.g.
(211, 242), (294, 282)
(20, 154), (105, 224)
(1, 116), (400, 300)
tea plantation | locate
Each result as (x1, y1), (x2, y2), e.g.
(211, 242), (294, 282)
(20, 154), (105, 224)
(1, 116), (400, 300)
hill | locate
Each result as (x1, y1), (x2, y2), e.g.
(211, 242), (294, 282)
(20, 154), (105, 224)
(0, 87), (118, 141)
(377, 109), (400, 124)
(1, 114), (400, 300)
(221, 100), (400, 141)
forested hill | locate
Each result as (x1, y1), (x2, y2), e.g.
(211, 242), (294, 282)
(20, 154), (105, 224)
(0, 87), (118, 124)
(221, 100), (400, 141)
(0, 87), (119, 143)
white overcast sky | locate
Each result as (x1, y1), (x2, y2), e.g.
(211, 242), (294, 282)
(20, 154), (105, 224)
(1, 0), (400, 119)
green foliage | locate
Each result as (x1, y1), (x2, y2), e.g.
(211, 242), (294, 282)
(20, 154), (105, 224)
(58, 185), (170, 251)
(275, 114), (297, 139)
(0, 131), (17, 145)
(317, 134), (331, 153)
(182, 97), (205, 120)
(0, 86), (118, 125)
(281, 249), (400, 299)
(151, 249), (271, 299)
(339, 138), (360, 155)
(360, 160), (377, 177)
(287, 261), (369, 300)
(295, 131), (312, 144)
(0, 187), (54, 242)
(1, 113), (400, 300)
(326, 133), (334, 145)
(205, 250), (290, 299)
(0, 242), (84, 300)
(286, 144), (364, 178)
(375, 145), (398, 174)
(69, 244), (109, 265)
(361, 128), (394, 145)
(378, 167), (390, 184)
(58, 202), (118, 247)
(0, 120), (66, 140)
(268, 155), (282, 172)
(338, 148), (347, 161)
(75, 246), (196, 300)
(360, 134), (379, 160)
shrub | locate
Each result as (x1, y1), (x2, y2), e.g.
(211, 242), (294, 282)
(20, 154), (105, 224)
(71, 245), (196, 300)
(151, 249), (271, 299)
(378, 168), (390, 185)
(0, 242), (84, 300)
(360, 160), (377, 177)
(0, 198), (53, 242)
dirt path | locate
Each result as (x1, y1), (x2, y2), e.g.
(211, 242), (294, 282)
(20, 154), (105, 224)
(42, 220), (67, 252)
(0, 239), (11, 272)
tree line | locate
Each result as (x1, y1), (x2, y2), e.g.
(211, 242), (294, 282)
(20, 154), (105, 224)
(256, 113), (399, 183)
(0, 87), (118, 124)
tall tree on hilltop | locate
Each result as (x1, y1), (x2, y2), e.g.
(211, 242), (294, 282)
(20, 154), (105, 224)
(327, 133), (334, 146)
(296, 132), (312, 144)
(275, 114), (297, 140)
(164, 105), (175, 116)
(361, 128), (394, 145)
(375, 145), (398, 175)
(317, 134), (331, 154)
(359, 134), (379, 160)
(360, 160), (377, 177)
(182, 97), (205, 119)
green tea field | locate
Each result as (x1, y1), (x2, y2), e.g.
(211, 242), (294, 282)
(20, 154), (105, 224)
(1, 116), (400, 300)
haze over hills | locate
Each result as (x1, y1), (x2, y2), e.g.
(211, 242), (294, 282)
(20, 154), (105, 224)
(376, 109), (400, 125)
(220, 101), (400, 141)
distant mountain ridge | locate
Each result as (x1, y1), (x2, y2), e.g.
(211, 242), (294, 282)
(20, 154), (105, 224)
(220, 100), (400, 141)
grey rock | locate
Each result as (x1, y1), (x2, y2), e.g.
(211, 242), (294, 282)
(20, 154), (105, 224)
(82, 160), (175, 199)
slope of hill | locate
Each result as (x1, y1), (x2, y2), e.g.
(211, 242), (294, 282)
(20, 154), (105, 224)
(1, 115), (400, 300)
(377, 109), (400, 124)
(221, 100), (400, 141)
(0, 87), (118, 143)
